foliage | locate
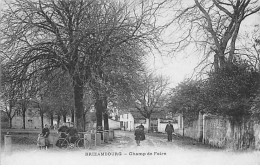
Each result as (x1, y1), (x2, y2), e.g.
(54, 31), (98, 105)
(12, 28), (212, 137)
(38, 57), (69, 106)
(167, 0), (260, 72)
(168, 61), (260, 123)
(131, 72), (170, 120)
(167, 79), (204, 122)
(203, 61), (260, 120)
(0, 0), (166, 130)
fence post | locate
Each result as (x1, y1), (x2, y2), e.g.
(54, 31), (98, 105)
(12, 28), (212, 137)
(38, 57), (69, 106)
(109, 130), (114, 141)
(103, 130), (109, 143)
(203, 114), (206, 144)
(84, 134), (92, 148)
(198, 112), (203, 142)
(4, 133), (12, 154)
(96, 133), (101, 146)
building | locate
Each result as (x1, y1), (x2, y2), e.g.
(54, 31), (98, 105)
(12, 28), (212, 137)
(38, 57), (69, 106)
(91, 119), (121, 130)
(119, 110), (182, 132)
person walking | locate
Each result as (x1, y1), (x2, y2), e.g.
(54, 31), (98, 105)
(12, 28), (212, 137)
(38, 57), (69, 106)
(134, 126), (143, 146)
(165, 121), (174, 142)
(139, 123), (145, 140)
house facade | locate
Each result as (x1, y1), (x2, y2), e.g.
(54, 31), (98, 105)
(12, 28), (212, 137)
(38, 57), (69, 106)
(119, 111), (183, 132)
(91, 118), (121, 130)
(10, 107), (72, 129)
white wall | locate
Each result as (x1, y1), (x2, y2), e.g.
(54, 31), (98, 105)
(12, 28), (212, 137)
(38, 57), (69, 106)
(119, 114), (182, 133)
(12, 116), (51, 129)
(119, 113), (135, 131)
(102, 119), (120, 130)
(158, 123), (178, 133)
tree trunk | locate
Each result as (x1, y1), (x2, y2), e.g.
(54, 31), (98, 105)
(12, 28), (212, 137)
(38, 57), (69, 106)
(50, 114), (54, 127)
(41, 111), (44, 129)
(218, 52), (226, 70)
(214, 54), (219, 72)
(95, 97), (103, 131)
(71, 109), (74, 124)
(147, 115), (151, 133)
(9, 117), (12, 128)
(83, 113), (86, 132)
(103, 97), (109, 130)
(104, 113), (109, 130)
(57, 115), (61, 128)
(73, 75), (85, 131)
(22, 107), (26, 129)
(63, 114), (66, 123)
(182, 112), (185, 136)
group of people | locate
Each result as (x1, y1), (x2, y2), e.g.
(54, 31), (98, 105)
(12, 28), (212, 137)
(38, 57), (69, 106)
(134, 121), (175, 146)
(134, 123), (145, 146)
(40, 121), (175, 148)
(55, 123), (79, 147)
(38, 123), (79, 148)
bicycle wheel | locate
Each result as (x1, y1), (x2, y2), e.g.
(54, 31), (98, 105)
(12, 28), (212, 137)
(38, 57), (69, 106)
(59, 138), (69, 149)
(76, 138), (90, 149)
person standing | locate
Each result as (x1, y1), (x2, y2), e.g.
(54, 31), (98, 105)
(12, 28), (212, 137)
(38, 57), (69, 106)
(58, 123), (69, 138)
(139, 123), (144, 131)
(56, 123), (69, 147)
(66, 123), (78, 143)
(165, 121), (174, 142)
(42, 124), (50, 147)
(134, 126), (143, 146)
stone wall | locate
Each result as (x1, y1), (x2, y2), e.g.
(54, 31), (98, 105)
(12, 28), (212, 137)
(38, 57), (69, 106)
(106, 119), (121, 130)
(254, 124), (260, 150)
(12, 116), (51, 129)
(203, 116), (260, 150)
(203, 116), (228, 148)
(92, 119), (121, 130)
(175, 120), (198, 139)
(174, 114), (260, 150)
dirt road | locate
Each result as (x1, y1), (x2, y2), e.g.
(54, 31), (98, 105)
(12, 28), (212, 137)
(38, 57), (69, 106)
(1, 130), (260, 164)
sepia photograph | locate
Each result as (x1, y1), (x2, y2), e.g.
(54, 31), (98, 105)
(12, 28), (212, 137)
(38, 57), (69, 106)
(0, 0), (260, 165)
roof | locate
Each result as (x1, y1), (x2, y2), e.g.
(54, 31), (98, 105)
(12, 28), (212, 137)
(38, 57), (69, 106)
(129, 108), (171, 120)
(130, 111), (145, 119)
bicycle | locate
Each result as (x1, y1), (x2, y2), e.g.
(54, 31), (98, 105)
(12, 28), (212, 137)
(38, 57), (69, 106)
(56, 132), (90, 150)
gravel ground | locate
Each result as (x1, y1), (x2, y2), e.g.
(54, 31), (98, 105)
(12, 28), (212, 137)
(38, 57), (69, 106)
(1, 130), (260, 165)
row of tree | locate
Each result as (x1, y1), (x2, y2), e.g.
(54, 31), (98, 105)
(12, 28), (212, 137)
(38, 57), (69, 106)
(168, 60), (260, 124)
(2, 0), (260, 133)
(0, 0), (171, 131)
(167, 0), (260, 129)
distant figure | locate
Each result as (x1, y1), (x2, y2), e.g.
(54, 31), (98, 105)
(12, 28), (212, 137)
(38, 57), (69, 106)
(66, 123), (78, 143)
(139, 123), (144, 131)
(165, 121), (174, 142)
(56, 123), (69, 148)
(134, 126), (143, 146)
(54, 124), (57, 130)
(58, 123), (69, 138)
(50, 125), (54, 130)
(139, 123), (145, 140)
(42, 124), (50, 147)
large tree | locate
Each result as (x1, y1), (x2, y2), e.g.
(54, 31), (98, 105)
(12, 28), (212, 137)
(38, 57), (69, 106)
(167, 79), (205, 126)
(0, 0), (165, 131)
(1, 63), (20, 128)
(131, 72), (170, 132)
(168, 0), (260, 71)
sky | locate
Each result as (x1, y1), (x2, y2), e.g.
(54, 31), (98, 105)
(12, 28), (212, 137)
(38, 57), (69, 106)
(0, 0), (259, 89)
(146, 2), (260, 88)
